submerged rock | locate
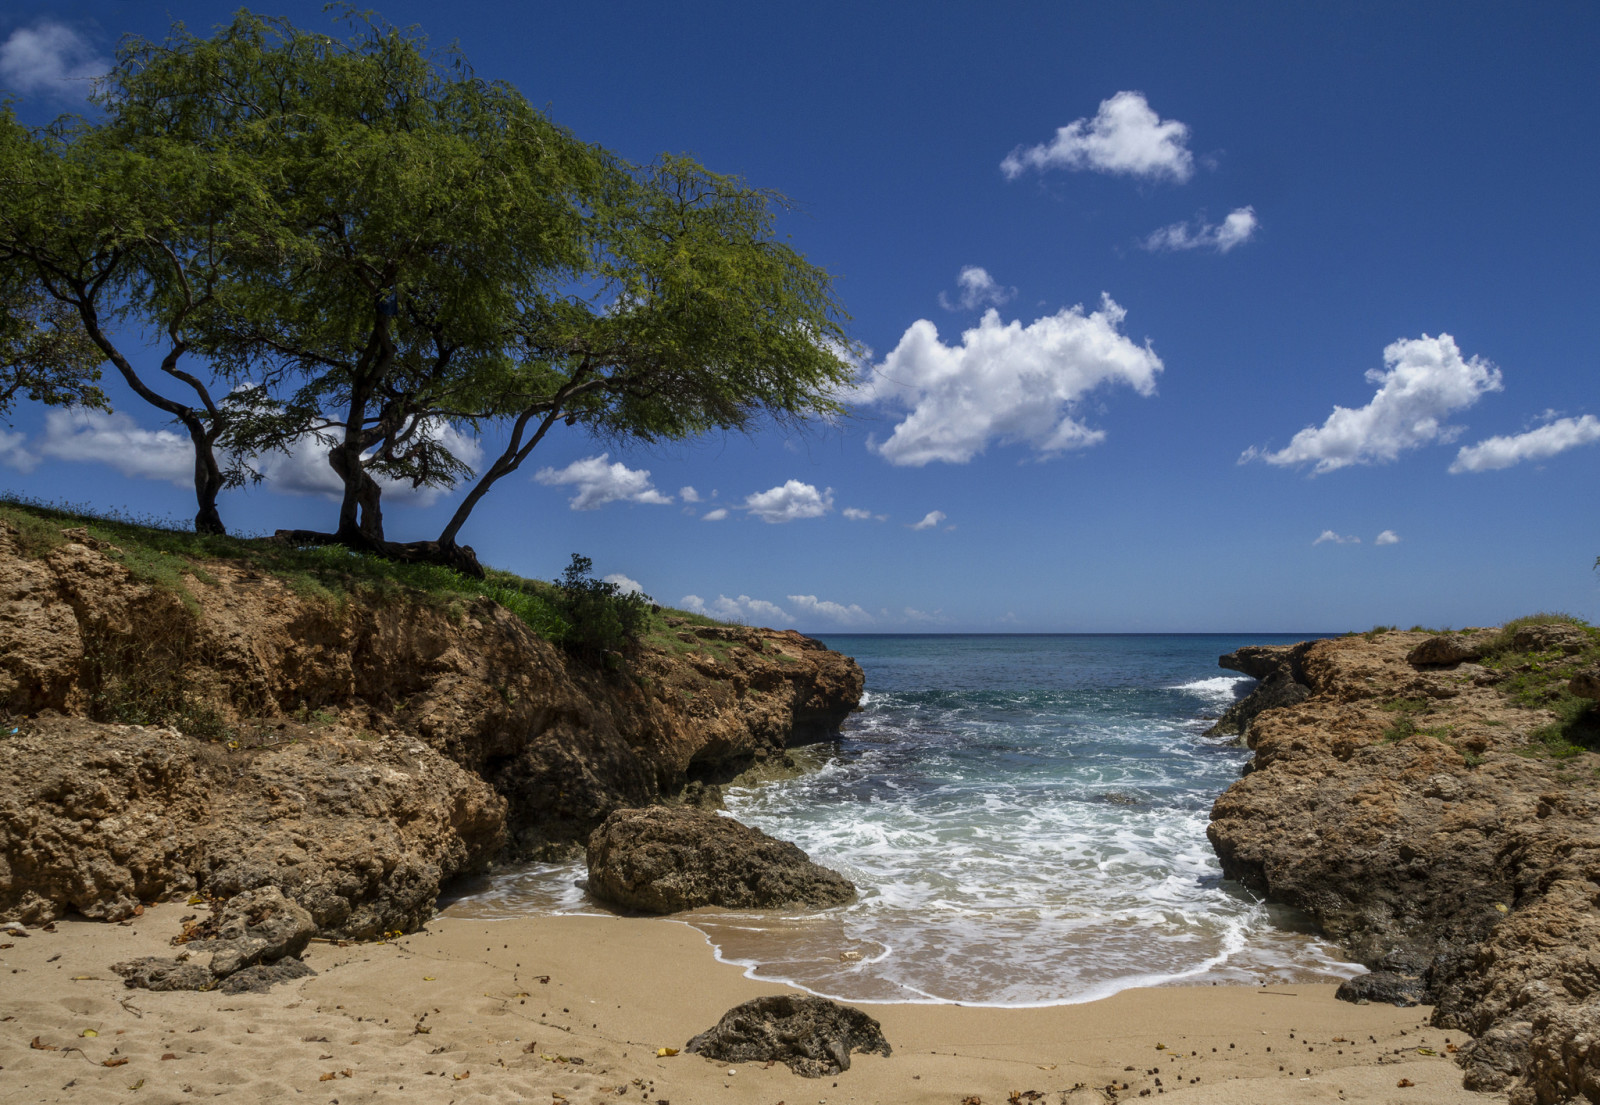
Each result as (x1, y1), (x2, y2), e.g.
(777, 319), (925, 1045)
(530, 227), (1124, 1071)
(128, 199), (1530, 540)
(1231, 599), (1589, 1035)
(585, 806), (856, 914)
(686, 994), (891, 1077)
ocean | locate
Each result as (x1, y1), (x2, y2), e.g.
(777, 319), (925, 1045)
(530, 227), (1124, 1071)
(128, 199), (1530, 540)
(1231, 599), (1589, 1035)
(447, 633), (1362, 1006)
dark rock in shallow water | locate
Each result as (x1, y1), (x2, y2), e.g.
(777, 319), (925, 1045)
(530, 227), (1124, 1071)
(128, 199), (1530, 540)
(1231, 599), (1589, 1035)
(686, 994), (891, 1077)
(586, 807), (856, 914)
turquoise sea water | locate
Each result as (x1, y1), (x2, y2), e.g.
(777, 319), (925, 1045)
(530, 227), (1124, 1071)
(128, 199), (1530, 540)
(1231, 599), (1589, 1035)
(449, 633), (1362, 1006)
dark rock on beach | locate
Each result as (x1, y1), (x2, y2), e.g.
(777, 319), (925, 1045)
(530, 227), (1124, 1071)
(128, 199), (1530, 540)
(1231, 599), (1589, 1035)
(585, 806), (856, 914)
(685, 994), (891, 1077)
(1206, 627), (1600, 1104)
(112, 886), (319, 992)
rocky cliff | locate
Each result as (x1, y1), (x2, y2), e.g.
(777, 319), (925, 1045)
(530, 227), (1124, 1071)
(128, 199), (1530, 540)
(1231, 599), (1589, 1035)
(0, 519), (861, 936)
(1207, 626), (1600, 1105)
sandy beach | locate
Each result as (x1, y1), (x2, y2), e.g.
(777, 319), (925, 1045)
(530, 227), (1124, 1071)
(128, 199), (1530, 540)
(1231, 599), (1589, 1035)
(0, 904), (1498, 1105)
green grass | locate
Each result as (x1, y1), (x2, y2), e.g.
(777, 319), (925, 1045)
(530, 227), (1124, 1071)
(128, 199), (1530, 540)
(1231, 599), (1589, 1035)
(0, 494), (573, 638)
(1475, 613), (1600, 756)
(1, 492), (736, 664)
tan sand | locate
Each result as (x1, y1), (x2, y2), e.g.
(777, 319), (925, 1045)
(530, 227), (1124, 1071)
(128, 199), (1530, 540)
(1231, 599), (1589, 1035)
(0, 905), (1500, 1104)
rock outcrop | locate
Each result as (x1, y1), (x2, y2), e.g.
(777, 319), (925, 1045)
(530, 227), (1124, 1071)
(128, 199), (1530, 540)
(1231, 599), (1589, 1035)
(0, 715), (504, 936)
(585, 806), (856, 913)
(1204, 641), (1315, 742)
(0, 519), (862, 933)
(685, 995), (891, 1077)
(1206, 627), (1600, 1105)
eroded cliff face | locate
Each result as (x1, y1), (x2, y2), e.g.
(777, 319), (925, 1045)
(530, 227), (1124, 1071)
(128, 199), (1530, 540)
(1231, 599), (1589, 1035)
(0, 522), (861, 935)
(1207, 629), (1600, 1105)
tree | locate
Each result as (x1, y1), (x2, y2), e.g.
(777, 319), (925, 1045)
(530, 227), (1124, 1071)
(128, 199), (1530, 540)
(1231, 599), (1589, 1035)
(0, 107), (258, 534)
(0, 276), (106, 416)
(110, 10), (856, 572)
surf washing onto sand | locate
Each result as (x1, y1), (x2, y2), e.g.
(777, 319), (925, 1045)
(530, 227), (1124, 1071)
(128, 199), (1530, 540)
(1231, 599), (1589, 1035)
(451, 633), (1363, 1006)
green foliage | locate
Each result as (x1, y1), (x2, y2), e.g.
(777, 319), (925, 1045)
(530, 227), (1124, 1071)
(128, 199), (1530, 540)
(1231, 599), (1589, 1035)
(1475, 613), (1600, 755)
(23, 7), (856, 557)
(1362, 625), (1397, 640)
(551, 553), (651, 662)
(0, 279), (106, 417)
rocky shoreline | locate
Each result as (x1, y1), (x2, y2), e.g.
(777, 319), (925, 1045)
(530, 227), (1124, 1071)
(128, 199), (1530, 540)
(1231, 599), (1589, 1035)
(1207, 626), (1600, 1105)
(0, 520), (862, 936)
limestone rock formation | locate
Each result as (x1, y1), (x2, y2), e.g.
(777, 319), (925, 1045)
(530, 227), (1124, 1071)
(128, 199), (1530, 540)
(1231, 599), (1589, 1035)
(0, 715), (504, 936)
(1204, 641), (1314, 742)
(0, 517), (862, 932)
(685, 994), (891, 1077)
(585, 806), (856, 914)
(1206, 627), (1600, 1105)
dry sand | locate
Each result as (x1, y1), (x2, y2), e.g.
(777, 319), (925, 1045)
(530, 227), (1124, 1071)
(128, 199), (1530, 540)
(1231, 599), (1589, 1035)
(1, 904), (1501, 1104)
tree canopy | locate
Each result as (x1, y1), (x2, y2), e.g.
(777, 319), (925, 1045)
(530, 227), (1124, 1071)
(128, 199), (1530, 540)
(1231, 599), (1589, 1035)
(0, 9), (855, 570)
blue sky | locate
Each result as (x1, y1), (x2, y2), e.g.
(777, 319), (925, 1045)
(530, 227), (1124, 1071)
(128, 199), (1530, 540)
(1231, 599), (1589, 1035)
(2, 1), (1596, 632)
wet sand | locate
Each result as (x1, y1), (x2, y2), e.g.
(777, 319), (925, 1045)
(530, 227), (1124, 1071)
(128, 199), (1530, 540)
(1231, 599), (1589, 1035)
(0, 907), (1499, 1104)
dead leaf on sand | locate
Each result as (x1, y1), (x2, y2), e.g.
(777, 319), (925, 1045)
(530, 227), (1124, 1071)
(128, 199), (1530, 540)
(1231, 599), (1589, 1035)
(30, 1037), (58, 1051)
(102, 1057), (130, 1068)
(1398, 1078), (1415, 1087)
(453, 1070), (471, 1080)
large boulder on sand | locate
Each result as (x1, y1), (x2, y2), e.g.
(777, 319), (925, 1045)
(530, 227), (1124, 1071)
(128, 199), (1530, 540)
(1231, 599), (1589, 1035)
(686, 994), (891, 1077)
(585, 806), (855, 914)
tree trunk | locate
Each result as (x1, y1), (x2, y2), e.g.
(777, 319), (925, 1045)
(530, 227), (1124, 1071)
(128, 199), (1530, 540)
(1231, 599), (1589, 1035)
(329, 440), (385, 549)
(187, 423), (227, 535)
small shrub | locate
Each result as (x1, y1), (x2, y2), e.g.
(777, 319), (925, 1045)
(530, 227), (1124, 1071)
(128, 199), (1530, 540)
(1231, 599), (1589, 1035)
(552, 554), (651, 662)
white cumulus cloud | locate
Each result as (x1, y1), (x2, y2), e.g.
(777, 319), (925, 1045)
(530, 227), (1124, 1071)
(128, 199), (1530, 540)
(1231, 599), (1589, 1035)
(701, 507), (729, 521)
(679, 594), (790, 626)
(603, 573), (645, 595)
(857, 296), (1162, 466)
(1449, 414), (1600, 473)
(1313, 530), (1361, 546)
(1241, 334), (1503, 475)
(787, 594), (874, 627)
(0, 428), (37, 471)
(743, 480), (833, 523)
(0, 22), (108, 98)
(939, 266), (1014, 312)
(36, 408), (193, 485)
(1001, 91), (1194, 182)
(534, 453), (672, 510)
(679, 485), (701, 503)
(252, 422), (482, 506)
(1143, 206), (1258, 253)
(909, 510), (946, 531)
(1375, 530), (1401, 545)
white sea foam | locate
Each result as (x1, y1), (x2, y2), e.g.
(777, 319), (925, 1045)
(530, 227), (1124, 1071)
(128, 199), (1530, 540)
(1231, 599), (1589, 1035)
(448, 638), (1358, 1006)
(1171, 675), (1256, 709)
